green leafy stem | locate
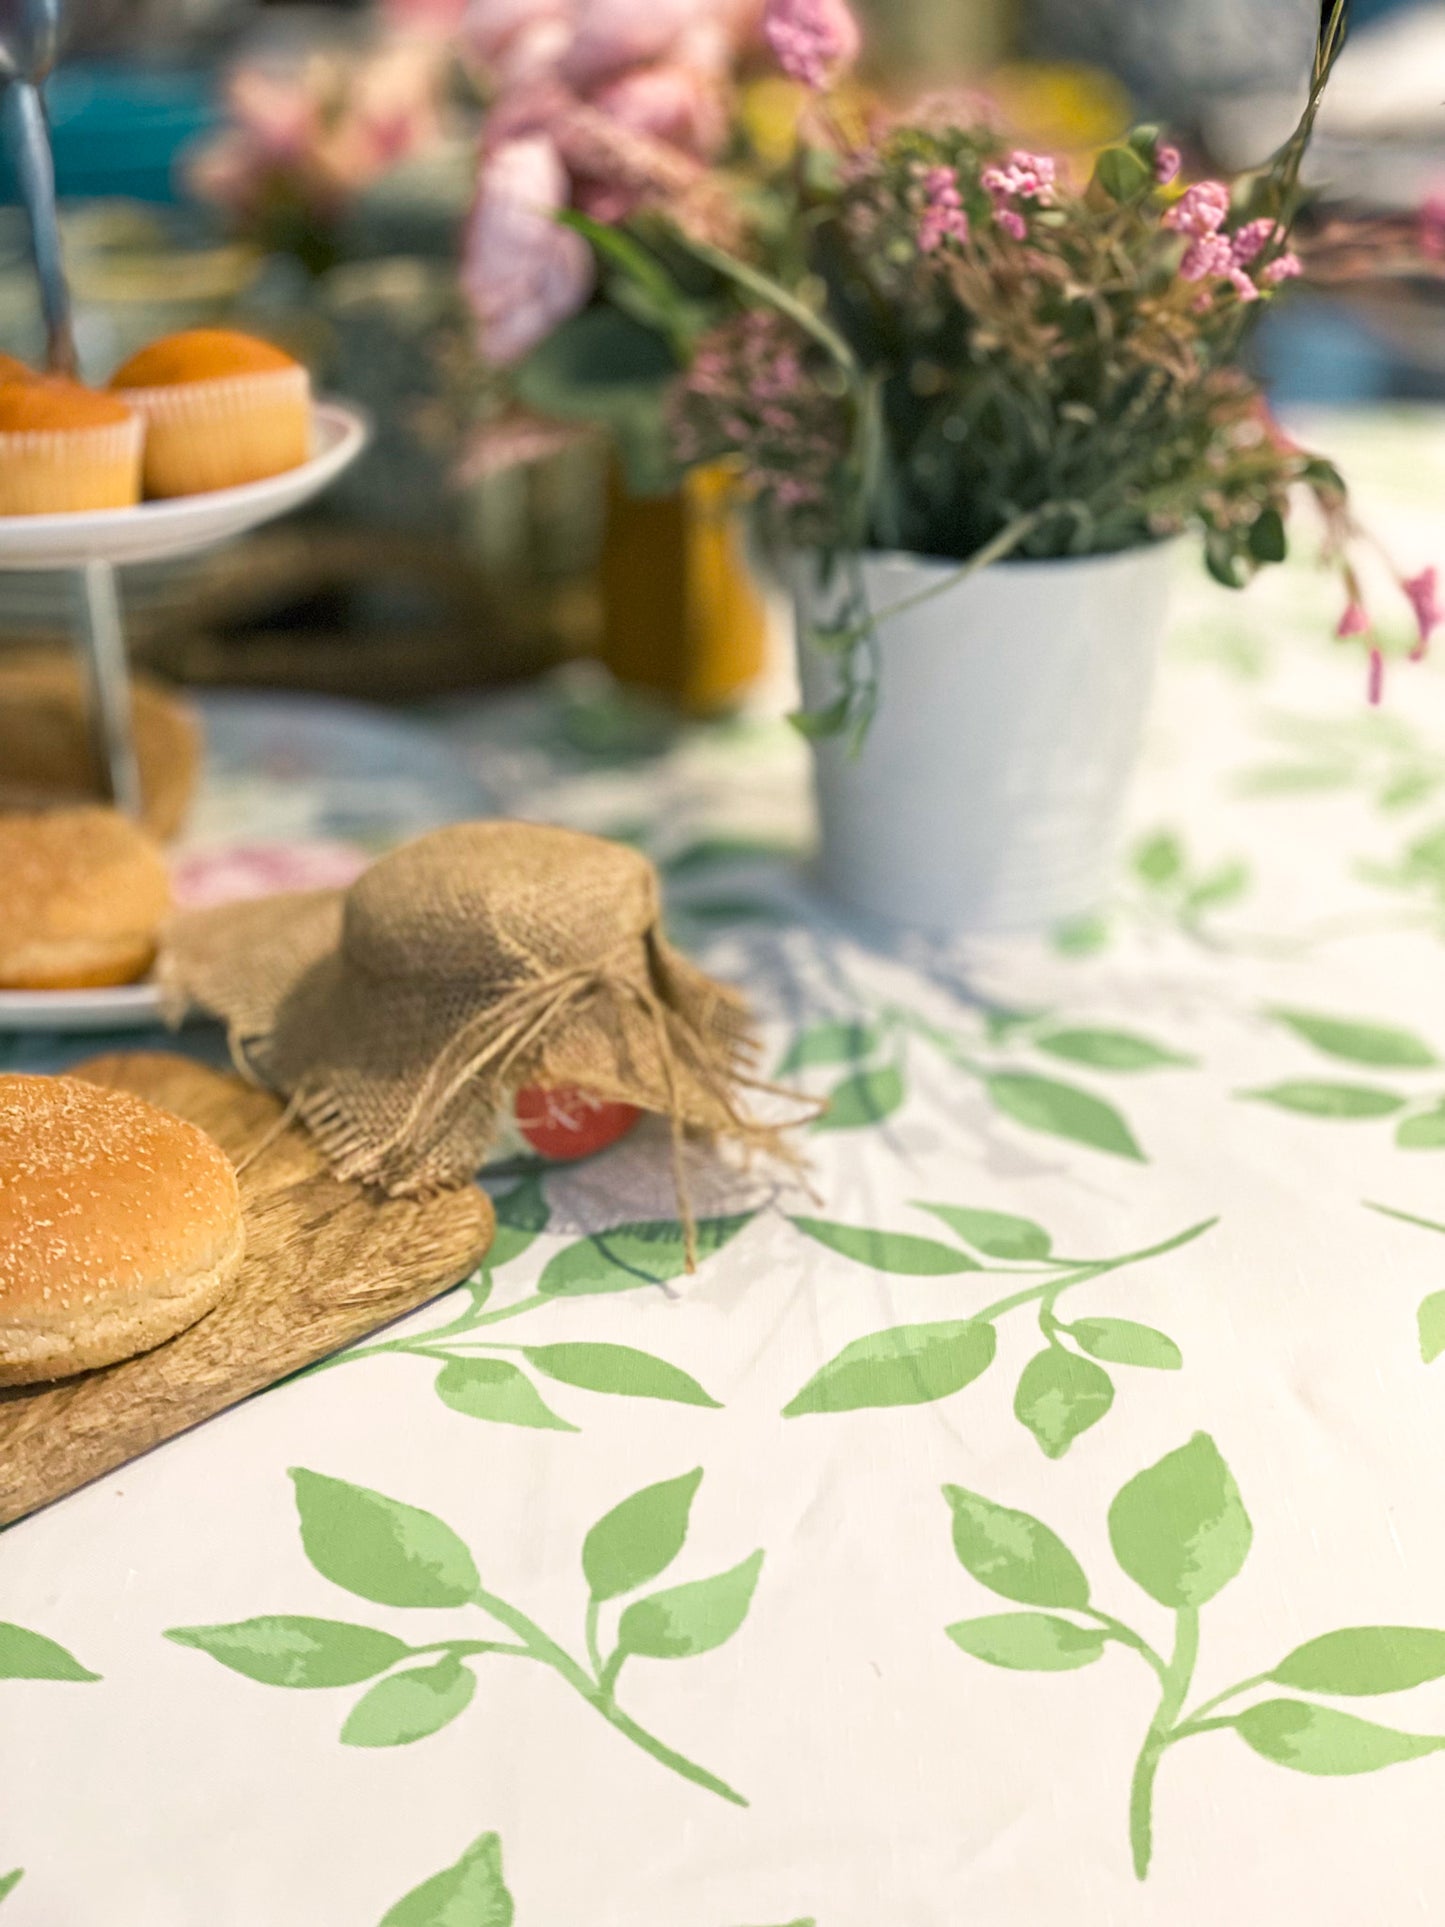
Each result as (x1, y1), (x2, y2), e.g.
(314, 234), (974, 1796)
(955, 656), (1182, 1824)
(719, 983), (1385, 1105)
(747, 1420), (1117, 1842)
(1366, 1201), (1445, 1365)
(167, 1466), (762, 1808)
(782, 1205), (1213, 1459)
(1241, 1008), (1445, 1149)
(944, 1432), (1445, 1880)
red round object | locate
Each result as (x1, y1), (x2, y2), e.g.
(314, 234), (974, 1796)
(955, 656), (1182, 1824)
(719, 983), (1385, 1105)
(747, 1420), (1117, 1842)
(512, 1085), (642, 1161)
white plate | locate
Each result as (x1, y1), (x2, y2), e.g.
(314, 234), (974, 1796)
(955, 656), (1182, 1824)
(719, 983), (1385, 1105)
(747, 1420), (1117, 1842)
(0, 981), (163, 1032)
(0, 400), (369, 571)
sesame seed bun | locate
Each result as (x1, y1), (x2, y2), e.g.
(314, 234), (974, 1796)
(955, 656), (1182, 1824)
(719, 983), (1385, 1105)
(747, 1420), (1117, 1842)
(0, 808), (171, 990)
(0, 1074), (244, 1384)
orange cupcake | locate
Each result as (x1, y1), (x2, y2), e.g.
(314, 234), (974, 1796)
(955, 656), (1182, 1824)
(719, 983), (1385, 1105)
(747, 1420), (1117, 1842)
(0, 352), (38, 385)
(0, 379), (143, 515)
(110, 328), (310, 498)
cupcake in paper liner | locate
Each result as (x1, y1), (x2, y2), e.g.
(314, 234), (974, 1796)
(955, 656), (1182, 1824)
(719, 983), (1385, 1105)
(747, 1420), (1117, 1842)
(0, 378), (143, 514)
(110, 328), (310, 498)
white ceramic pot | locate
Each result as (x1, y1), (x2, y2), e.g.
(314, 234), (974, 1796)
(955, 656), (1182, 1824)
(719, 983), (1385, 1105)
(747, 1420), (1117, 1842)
(795, 542), (1177, 935)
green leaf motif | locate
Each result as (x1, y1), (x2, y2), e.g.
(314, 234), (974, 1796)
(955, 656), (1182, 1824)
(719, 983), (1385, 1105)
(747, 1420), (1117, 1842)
(583, 1469), (701, 1603)
(617, 1550), (763, 1661)
(0, 1873), (20, 1905)
(789, 1216), (979, 1275)
(946, 1612), (1106, 1672)
(1107, 1433), (1251, 1609)
(1034, 1030), (1192, 1072)
(1398, 1104), (1445, 1149)
(380, 1829), (514, 1927)
(1419, 1291), (1445, 1365)
(523, 1343), (719, 1408)
(1134, 831), (1183, 886)
(290, 1470), (480, 1609)
(942, 1485), (1090, 1610)
(0, 1622), (99, 1682)
(1269, 1627), (1445, 1696)
(164, 1617), (408, 1688)
(1014, 1349), (1114, 1459)
(1070, 1319), (1182, 1371)
(814, 1064), (905, 1132)
(486, 1175), (550, 1269)
(777, 1020), (879, 1072)
(985, 1072), (1145, 1162)
(435, 1358), (577, 1432)
(1184, 860), (1250, 914)
(1270, 1009), (1437, 1069)
(1095, 143), (1150, 201)
(1241, 1083), (1405, 1119)
(342, 1657), (476, 1748)
(1234, 1699), (1445, 1775)
(913, 1204), (1052, 1261)
(538, 1215), (751, 1295)
(783, 1321), (996, 1417)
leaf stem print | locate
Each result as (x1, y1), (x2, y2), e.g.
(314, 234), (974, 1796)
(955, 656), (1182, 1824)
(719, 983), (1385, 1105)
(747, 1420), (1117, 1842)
(313, 1177), (743, 1428)
(377, 1827), (514, 1926)
(1365, 1202), (1445, 1361)
(781, 997), (1194, 1163)
(1243, 1009), (1445, 1149)
(1054, 828), (1253, 958)
(784, 1206), (1212, 1453)
(0, 1872), (21, 1907)
(943, 1434), (1445, 1880)
(167, 1466), (762, 1807)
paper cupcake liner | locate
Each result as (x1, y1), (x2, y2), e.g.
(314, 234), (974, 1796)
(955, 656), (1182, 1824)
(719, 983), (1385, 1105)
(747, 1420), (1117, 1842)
(117, 365), (311, 428)
(0, 418), (143, 513)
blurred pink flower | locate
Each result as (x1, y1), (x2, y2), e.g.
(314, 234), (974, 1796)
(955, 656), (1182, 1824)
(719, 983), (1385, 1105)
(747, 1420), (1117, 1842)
(1421, 190), (1445, 261)
(1154, 143), (1181, 186)
(1262, 252), (1301, 284)
(1404, 566), (1440, 658)
(762, 0), (860, 89)
(465, 0), (575, 82)
(1336, 597), (1369, 638)
(172, 840), (368, 910)
(1163, 180), (1230, 239)
(915, 163), (968, 253)
(564, 0), (722, 85)
(1368, 646), (1385, 705)
(463, 134), (595, 363)
(592, 60), (728, 156)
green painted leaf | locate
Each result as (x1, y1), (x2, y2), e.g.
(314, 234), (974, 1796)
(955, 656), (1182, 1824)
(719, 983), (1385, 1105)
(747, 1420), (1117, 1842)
(1107, 1433), (1251, 1609)
(1034, 1029), (1192, 1072)
(0, 1873), (21, 1905)
(789, 1217), (979, 1275)
(290, 1470), (480, 1609)
(1013, 1349), (1114, 1459)
(1233, 1699), (1445, 1775)
(942, 1485), (1090, 1609)
(523, 1343), (719, 1408)
(913, 1204), (1052, 1261)
(163, 1617), (408, 1688)
(1398, 1104), (1445, 1149)
(1183, 860), (1250, 914)
(1236, 763), (1352, 797)
(486, 1175), (550, 1269)
(946, 1612), (1106, 1671)
(1070, 1319), (1182, 1371)
(1270, 1627), (1445, 1696)
(777, 1020), (880, 1072)
(583, 1469), (701, 1603)
(1241, 1082), (1405, 1119)
(341, 1657), (475, 1748)
(985, 1072), (1145, 1162)
(1270, 1010), (1437, 1069)
(1419, 1291), (1445, 1365)
(435, 1358), (577, 1432)
(617, 1550), (763, 1660)
(380, 1829), (514, 1927)
(783, 1321), (995, 1417)
(0, 1622), (99, 1682)
(1248, 505), (1288, 564)
(1094, 144), (1150, 201)
(1134, 831), (1184, 886)
(814, 1064), (905, 1132)
(538, 1214), (751, 1295)
(1053, 913), (1110, 956)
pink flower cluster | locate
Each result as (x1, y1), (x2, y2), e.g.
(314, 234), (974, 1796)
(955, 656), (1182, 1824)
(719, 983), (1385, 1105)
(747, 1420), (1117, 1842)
(980, 149), (1054, 241)
(464, 0), (758, 364)
(1163, 182), (1301, 303)
(915, 163), (969, 254)
(761, 0), (860, 90)
(1336, 565), (1439, 704)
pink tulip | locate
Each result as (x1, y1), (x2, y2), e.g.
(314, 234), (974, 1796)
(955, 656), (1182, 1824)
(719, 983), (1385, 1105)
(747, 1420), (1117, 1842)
(762, 0), (860, 88)
(592, 60), (728, 157)
(462, 134), (594, 364)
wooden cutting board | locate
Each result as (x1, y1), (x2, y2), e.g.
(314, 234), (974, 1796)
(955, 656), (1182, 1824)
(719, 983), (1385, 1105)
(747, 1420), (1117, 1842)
(0, 1052), (495, 1528)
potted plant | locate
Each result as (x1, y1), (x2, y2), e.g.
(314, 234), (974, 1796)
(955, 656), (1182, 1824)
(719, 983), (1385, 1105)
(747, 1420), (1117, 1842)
(504, 0), (1440, 933)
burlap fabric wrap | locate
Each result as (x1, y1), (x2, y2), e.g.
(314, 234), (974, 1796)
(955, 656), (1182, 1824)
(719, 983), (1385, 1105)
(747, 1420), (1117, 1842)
(159, 823), (796, 1244)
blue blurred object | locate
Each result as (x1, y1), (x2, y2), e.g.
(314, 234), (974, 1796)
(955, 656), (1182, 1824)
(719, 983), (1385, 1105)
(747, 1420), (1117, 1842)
(1258, 298), (1394, 406)
(0, 63), (216, 206)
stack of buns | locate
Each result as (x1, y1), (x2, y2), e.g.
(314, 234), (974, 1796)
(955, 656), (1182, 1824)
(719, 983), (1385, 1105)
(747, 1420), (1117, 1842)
(0, 329), (311, 516)
(0, 1072), (245, 1383)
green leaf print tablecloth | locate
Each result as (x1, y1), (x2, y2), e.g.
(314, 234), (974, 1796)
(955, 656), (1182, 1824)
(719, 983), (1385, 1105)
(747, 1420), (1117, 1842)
(6, 408), (1445, 1926)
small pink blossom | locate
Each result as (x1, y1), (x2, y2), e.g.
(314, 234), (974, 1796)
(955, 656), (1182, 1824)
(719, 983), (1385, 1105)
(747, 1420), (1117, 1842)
(1368, 647), (1385, 706)
(462, 133), (594, 364)
(762, 0), (860, 89)
(981, 150), (1056, 204)
(1230, 217), (1281, 267)
(1262, 252), (1302, 284)
(1227, 267), (1260, 303)
(915, 163), (968, 253)
(1403, 566), (1440, 658)
(1163, 179), (1230, 239)
(592, 60), (727, 156)
(994, 207), (1026, 240)
(1336, 598), (1370, 639)
(1154, 143), (1181, 186)
(1179, 233), (1233, 282)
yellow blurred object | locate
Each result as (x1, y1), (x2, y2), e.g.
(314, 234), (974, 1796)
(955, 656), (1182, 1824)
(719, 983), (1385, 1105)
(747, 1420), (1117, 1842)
(986, 62), (1132, 158)
(598, 464), (769, 715)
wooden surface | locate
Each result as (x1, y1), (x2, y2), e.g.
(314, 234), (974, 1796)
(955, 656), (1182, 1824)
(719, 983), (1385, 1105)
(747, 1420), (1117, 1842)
(0, 1052), (494, 1528)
